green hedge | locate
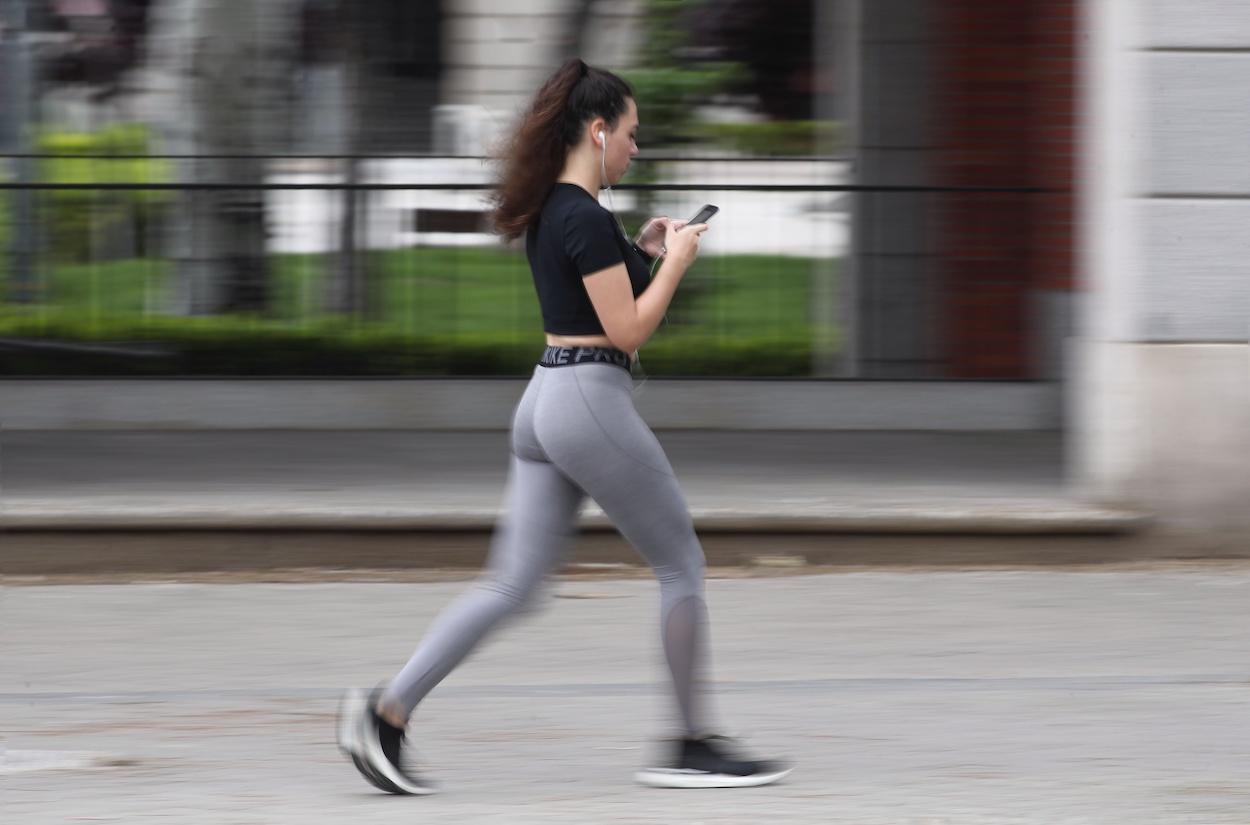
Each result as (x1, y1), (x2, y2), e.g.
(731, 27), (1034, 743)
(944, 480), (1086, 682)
(0, 312), (815, 377)
(2, 248), (833, 377)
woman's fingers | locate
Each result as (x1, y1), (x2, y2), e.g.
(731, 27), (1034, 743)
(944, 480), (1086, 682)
(640, 217), (672, 248)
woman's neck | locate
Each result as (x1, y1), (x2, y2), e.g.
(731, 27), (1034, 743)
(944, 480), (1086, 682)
(556, 152), (601, 198)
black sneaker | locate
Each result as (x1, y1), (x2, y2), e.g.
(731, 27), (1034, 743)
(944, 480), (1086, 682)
(337, 687), (436, 795)
(635, 735), (792, 789)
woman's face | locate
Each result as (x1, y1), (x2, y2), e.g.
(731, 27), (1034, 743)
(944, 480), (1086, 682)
(602, 97), (639, 186)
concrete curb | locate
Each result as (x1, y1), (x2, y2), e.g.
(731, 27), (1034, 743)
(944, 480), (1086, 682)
(1, 500), (1150, 534)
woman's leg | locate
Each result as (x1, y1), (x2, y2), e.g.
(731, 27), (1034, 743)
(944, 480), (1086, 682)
(378, 451), (585, 722)
(533, 365), (791, 787)
(535, 366), (711, 737)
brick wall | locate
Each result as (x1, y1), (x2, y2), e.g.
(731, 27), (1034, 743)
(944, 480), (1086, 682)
(937, 0), (1078, 378)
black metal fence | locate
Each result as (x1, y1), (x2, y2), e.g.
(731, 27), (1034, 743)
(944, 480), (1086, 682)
(1, 154), (1047, 378)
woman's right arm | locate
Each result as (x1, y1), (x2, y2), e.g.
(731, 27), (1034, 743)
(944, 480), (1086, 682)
(583, 222), (707, 353)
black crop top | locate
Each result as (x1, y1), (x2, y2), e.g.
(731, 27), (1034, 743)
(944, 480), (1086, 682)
(525, 182), (654, 336)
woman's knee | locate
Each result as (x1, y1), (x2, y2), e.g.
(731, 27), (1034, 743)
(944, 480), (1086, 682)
(477, 567), (545, 612)
(655, 537), (706, 594)
(684, 542), (707, 584)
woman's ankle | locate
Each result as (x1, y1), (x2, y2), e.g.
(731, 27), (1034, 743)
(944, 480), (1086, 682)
(374, 696), (408, 729)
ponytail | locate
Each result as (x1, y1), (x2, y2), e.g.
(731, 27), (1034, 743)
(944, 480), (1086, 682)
(491, 59), (633, 241)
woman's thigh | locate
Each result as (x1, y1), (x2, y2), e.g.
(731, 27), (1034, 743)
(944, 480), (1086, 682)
(480, 452), (586, 601)
(534, 366), (703, 574)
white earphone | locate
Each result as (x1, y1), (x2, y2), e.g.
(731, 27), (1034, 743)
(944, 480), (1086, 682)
(598, 127), (628, 239)
(597, 130), (609, 188)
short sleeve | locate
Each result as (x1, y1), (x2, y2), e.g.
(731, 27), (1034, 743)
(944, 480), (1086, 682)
(564, 203), (625, 276)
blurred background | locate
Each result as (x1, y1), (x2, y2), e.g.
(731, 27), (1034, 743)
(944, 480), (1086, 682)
(1, 0), (1247, 534)
(0, 0), (1071, 381)
(3, 7), (1247, 819)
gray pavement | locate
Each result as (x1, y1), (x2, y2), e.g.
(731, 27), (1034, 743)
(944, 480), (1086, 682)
(4, 567), (1250, 823)
(0, 430), (1144, 533)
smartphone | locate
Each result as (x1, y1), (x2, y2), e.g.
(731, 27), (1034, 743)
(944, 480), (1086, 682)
(686, 204), (719, 226)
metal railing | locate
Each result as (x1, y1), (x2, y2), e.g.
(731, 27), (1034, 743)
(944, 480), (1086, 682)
(1, 154), (1053, 378)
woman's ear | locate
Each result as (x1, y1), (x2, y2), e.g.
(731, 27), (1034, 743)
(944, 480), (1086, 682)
(589, 118), (607, 147)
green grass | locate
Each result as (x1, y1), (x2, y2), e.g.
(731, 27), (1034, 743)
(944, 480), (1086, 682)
(42, 258), (173, 320)
(3, 248), (837, 376)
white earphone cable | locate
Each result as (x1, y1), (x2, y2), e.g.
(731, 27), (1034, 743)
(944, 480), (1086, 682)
(601, 132), (658, 392)
(601, 137), (631, 242)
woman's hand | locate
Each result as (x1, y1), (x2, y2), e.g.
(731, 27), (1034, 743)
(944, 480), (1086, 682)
(636, 217), (679, 259)
(663, 219), (708, 269)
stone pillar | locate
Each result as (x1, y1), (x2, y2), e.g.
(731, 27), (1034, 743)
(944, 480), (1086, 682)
(1073, 0), (1250, 535)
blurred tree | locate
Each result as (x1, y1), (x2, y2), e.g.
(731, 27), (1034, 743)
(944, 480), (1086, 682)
(5, 0), (158, 303)
(347, 0), (441, 153)
(178, 0), (299, 315)
(323, 0), (363, 318)
(36, 124), (169, 264)
(32, 0), (299, 315)
(559, 0), (597, 63)
(693, 0), (818, 120)
(37, 0), (154, 101)
(307, 0), (442, 316)
(623, 0), (744, 150)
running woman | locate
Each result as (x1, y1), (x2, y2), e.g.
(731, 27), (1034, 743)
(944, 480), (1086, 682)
(338, 58), (791, 793)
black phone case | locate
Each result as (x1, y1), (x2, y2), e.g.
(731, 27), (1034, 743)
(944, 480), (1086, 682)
(689, 205), (719, 224)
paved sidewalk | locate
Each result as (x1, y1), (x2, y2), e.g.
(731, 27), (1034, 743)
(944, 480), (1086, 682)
(0, 430), (1141, 533)
(4, 568), (1249, 823)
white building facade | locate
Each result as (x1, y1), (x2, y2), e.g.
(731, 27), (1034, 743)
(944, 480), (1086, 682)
(1075, 0), (1250, 536)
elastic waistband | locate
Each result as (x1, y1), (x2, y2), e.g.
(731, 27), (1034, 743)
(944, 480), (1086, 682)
(539, 345), (631, 372)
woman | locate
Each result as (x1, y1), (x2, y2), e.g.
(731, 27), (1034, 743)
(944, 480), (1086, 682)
(338, 58), (790, 792)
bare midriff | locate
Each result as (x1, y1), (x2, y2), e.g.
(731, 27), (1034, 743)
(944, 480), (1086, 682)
(545, 333), (615, 348)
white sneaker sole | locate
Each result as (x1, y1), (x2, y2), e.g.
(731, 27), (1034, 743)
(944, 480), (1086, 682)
(634, 766), (793, 789)
(337, 689), (365, 755)
(338, 688), (401, 793)
(355, 690), (437, 796)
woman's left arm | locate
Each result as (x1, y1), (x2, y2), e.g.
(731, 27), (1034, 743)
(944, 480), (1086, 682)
(635, 217), (675, 259)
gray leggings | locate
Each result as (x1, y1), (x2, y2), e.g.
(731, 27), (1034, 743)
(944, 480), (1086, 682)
(380, 361), (710, 736)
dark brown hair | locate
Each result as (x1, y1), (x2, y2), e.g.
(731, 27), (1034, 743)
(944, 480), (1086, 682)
(491, 59), (634, 241)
